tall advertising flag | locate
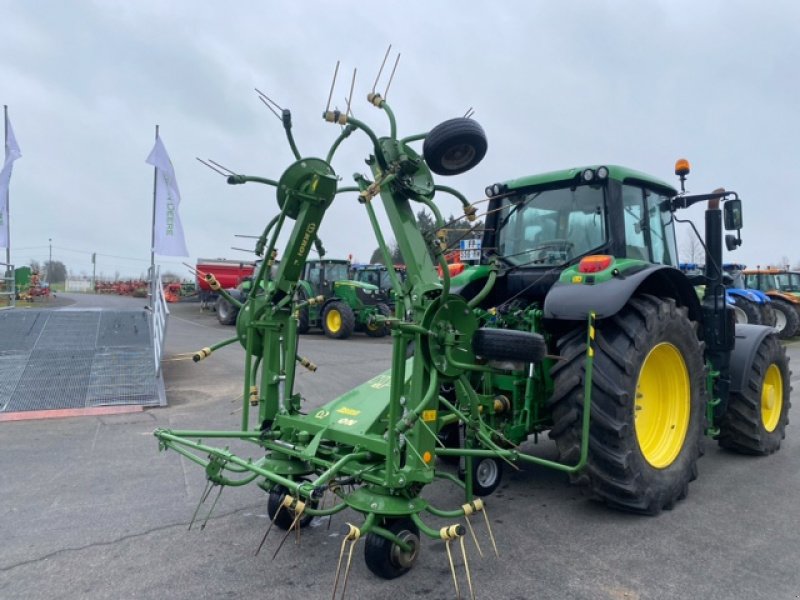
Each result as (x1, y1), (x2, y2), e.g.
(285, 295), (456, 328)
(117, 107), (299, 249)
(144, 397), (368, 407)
(145, 134), (188, 257)
(0, 110), (22, 249)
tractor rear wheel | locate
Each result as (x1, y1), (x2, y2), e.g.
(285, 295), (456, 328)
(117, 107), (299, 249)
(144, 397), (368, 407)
(364, 518), (420, 579)
(365, 303), (391, 338)
(549, 295), (706, 515)
(216, 297), (238, 326)
(732, 296), (762, 325)
(718, 334), (791, 455)
(769, 298), (799, 339)
(322, 301), (355, 339)
(760, 302), (777, 328)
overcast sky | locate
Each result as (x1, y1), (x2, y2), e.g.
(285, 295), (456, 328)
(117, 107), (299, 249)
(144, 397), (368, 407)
(2, 1), (798, 280)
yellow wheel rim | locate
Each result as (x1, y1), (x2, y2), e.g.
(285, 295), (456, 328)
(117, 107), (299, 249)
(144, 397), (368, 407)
(634, 343), (691, 469)
(326, 309), (342, 333)
(761, 364), (783, 433)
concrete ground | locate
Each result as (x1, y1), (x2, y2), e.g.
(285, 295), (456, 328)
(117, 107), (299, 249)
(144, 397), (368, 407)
(1, 293), (799, 600)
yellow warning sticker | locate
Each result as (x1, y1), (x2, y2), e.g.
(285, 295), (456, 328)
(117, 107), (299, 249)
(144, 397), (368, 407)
(422, 410), (437, 422)
(336, 407), (361, 416)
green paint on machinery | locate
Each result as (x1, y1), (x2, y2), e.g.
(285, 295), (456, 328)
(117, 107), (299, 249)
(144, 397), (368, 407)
(155, 55), (790, 595)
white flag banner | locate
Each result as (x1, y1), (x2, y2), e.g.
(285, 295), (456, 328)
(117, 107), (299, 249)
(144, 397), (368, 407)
(0, 113), (22, 249)
(145, 134), (189, 257)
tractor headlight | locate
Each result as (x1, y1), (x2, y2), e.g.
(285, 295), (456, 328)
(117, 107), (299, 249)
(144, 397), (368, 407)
(485, 186), (494, 197)
(582, 168), (595, 182)
(596, 166), (609, 180)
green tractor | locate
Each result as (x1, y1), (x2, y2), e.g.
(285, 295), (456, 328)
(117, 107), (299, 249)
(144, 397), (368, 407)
(350, 262), (406, 309)
(296, 258), (391, 339)
(155, 61), (790, 593)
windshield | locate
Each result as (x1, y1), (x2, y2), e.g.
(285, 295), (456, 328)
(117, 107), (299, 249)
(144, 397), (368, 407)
(324, 263), (350, 282)
(776, 273), (800, 292)
(495, 185), (607, 266)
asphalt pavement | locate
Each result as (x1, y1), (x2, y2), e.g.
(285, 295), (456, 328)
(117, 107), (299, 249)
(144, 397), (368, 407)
(1, 294), (799, 600)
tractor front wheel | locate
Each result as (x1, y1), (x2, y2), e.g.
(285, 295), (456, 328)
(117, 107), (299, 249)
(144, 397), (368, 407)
(322, 301), (355, 339)
(719, 334), (791, 454)
(364, 518), (420, 579)
(732, 296), (762, 325)
(549, 295), (706, 515)
(216, 297), (238, 326)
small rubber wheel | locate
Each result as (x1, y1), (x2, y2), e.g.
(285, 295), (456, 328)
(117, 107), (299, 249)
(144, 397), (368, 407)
(436, 423), (462, 466)
(266, 486), (315, 531)
(460, 456), (503, 497)
(473, 328), (546, 363)
(423, 118), (487, 176)
(364, 518), (420, 580)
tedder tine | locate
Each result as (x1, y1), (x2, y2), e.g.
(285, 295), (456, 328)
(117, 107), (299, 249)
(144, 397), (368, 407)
(200, 484), (225, 530)
(188, 480), (214, 531)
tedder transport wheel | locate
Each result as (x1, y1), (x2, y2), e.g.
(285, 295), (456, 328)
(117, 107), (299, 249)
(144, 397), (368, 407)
(266, 485), (316, 531)
(732, 296), (762, 325)
(364, 518), (420, 580)
(719, 334), (791, 455)
(322, 301), (355, 339)
(549, 295), (706, 515)
(472, 328), (547, 363)
(365, 303), (391, 338)
(769, 298), (799, 339)
(216, 297), (238, 326)
(459, 456), (504, 497)
(422, 118), (487, 176)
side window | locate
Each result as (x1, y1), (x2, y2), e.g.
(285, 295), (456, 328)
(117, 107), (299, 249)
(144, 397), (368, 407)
(622, 185), (647, 261)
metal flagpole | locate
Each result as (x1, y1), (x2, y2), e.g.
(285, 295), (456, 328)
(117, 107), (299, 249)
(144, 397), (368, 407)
(150, 124), (159, 277)
(4, 105), (10, 273)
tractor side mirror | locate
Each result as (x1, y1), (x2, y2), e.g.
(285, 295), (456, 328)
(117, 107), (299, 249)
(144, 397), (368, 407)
(724, 199), (743, 231)
(725, 234), (742, 251)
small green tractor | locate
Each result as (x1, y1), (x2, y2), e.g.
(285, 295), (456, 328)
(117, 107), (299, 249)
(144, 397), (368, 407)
(156, 59), (791, 595)
(350, 262), (406, 309)
(296, 258), (391, 339)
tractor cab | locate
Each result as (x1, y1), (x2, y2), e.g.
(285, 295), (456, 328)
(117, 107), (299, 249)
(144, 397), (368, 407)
(477, 165), (680, 304)
(303, 259), (352, 298)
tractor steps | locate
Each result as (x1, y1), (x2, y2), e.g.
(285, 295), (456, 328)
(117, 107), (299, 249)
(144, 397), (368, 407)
(0, 309), (165, 413)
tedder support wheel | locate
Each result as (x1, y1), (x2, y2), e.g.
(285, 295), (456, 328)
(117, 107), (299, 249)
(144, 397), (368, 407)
(459, 456), (503, 497)
(719, 334), (791, 455)
(472, 328), (546, 363)
(769, 298), (799, 339)
(365, 303), (391, 338)
(266, 485), (316, 531)
(364, 518), (420, 580)
(216, 297), (239, 326)
(732, 296), (762, 325)
(322, 301), (355, 339)
(422, 118), (487, 176)
(549, 295), (706, 515)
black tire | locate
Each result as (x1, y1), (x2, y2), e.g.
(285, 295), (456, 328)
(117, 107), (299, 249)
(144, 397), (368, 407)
(364, 518), (420, 580)
(719, 334), (791, 455)
(365, 303), (391, 338)
(472, 328), (546, 363)
(459, 456), (503, 497)
(769, 298), (799, 339)
(732, 296), (762, 325)
(266, 486), (315, 531)
(216, 297), (238, 326)
(294, 288), (310, 334)
(422, 118), (487, 176)
(436, 422), (462, 466)
(549, 295), (706, 515)
(760, 302), (777, 328)
(321, 301), (355, 339)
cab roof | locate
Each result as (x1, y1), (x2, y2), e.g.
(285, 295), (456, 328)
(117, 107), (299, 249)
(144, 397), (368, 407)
(503, 165), (677, 196)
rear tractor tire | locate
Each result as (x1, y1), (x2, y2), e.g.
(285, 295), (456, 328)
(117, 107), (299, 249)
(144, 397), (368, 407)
(719, 334), (791, 455)
(732, 296), (762, 325)
(769, 297), (800, 339)
(549, 295), (706, 515)
(322, 301), (355, 339)
(216, 297), (238, 326)
(364, 518), (420, 580)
